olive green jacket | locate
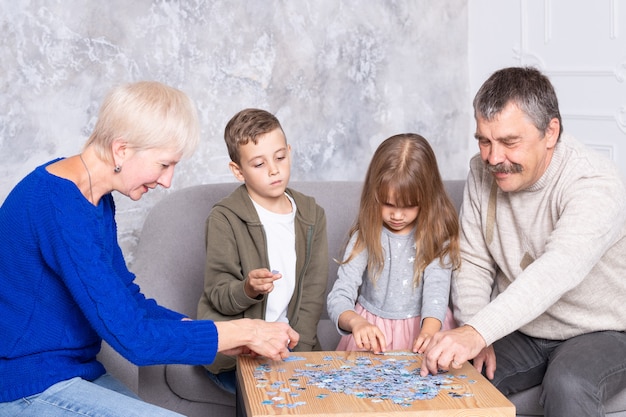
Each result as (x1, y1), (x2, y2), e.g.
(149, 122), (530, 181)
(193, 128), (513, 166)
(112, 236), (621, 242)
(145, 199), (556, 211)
(197, 184), (328, 373)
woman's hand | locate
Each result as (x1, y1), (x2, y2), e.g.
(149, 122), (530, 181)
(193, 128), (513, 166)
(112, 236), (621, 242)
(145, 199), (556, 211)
(215, 319), (299, 361)
(246, 320), (299, 360)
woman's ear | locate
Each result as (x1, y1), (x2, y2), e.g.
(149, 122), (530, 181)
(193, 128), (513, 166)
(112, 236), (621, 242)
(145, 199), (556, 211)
(111, 138), (128, 166)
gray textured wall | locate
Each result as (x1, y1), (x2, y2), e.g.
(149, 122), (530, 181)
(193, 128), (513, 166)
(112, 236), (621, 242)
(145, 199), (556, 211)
(1, 0), (470, 262)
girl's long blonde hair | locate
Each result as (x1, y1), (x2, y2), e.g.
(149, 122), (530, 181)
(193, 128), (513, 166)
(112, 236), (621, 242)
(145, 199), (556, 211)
(341, 133), (460, 285)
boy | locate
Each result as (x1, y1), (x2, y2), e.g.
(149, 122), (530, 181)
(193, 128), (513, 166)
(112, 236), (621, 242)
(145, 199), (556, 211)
(197, 108), (328, 393)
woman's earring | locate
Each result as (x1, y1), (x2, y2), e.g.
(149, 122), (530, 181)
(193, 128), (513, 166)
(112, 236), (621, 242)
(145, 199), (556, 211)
(114, 165), (122, 173)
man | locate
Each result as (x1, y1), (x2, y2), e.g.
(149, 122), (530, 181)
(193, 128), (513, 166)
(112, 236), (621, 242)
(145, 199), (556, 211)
(420, 67), (626, 416)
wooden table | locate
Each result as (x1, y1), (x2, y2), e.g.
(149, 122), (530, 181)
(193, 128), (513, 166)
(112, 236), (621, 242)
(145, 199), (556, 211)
(237, 351), (514, 417)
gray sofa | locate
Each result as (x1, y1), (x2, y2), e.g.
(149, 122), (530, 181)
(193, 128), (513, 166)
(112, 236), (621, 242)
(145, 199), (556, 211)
(97, 180), (626, 417)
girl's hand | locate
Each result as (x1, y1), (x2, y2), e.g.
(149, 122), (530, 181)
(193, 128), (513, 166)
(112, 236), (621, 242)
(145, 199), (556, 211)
(338, 311), (387, 353)
(351, 320), (387, 353)
(412, 317), (442, 353)
(413, 331), (434, 353)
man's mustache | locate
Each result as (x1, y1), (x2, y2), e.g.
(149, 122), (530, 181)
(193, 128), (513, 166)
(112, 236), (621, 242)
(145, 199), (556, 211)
(485, 162), (523, 174)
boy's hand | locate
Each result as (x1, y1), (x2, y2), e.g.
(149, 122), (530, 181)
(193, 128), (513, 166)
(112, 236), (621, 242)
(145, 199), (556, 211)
(244, 268), (281, 298)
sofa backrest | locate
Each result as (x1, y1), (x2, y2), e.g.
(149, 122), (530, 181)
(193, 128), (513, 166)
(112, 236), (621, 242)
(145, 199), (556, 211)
(132, 180), (466, 341)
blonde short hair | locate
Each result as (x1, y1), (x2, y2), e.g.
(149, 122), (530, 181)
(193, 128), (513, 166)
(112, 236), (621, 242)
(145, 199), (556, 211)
(85, 81), (200, 161)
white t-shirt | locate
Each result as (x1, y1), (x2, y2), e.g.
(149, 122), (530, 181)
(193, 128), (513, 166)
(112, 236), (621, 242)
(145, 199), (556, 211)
(251, 194), (297, 323)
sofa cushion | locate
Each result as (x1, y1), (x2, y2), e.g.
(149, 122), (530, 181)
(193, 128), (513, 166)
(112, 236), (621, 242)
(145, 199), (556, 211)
(165, 364), (235, 405)
(317, 319), (341, 351)
(509, 386), (544, 416)
(510, 384), (626, 416)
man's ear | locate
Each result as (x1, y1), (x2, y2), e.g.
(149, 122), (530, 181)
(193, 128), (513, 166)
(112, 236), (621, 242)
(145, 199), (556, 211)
(229, 161), (245, 182)
(545, 118), (560, 149)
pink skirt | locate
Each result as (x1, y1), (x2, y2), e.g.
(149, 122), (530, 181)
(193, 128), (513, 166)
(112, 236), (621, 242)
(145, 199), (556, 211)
(335, 303), (457, 351)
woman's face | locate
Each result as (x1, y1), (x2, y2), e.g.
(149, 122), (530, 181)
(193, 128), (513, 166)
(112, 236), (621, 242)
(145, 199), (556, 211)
(117, 147), (182, 201)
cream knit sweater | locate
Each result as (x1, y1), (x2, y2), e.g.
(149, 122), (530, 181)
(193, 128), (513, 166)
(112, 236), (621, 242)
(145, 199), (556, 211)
(452, 134), (626, 346)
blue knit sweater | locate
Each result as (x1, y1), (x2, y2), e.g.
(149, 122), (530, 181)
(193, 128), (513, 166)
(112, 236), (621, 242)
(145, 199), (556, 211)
(0, 160), (218, 402)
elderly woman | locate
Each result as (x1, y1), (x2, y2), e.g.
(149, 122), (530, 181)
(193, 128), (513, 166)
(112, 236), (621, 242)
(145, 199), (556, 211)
(0, 81), (298, 417)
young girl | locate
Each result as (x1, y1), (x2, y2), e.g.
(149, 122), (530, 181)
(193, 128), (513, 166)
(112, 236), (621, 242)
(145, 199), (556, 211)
(327, 133), (460, 353)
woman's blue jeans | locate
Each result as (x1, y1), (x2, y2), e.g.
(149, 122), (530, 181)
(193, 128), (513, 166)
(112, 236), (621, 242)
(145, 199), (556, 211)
(0, 374), (183, 417)
(491, 330), (626, 417)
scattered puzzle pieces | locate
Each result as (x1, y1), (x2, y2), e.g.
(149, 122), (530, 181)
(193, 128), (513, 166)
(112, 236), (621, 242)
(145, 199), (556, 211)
(253, 353), (475, 409)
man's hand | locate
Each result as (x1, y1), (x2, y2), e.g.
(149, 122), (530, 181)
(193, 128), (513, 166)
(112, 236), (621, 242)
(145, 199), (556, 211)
(419, 325), (487, 376)
(471, 345), (497, 379)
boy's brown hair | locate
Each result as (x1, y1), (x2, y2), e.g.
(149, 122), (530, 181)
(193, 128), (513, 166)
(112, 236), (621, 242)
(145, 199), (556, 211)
(224, 108), (284, 165)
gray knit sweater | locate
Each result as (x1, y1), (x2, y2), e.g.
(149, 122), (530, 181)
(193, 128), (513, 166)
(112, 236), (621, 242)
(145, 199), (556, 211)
(452, 134), (626, 346)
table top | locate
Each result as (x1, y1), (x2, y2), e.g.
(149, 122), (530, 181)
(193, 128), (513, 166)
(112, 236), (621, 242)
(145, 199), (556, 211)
(237, 350), (515, 417)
